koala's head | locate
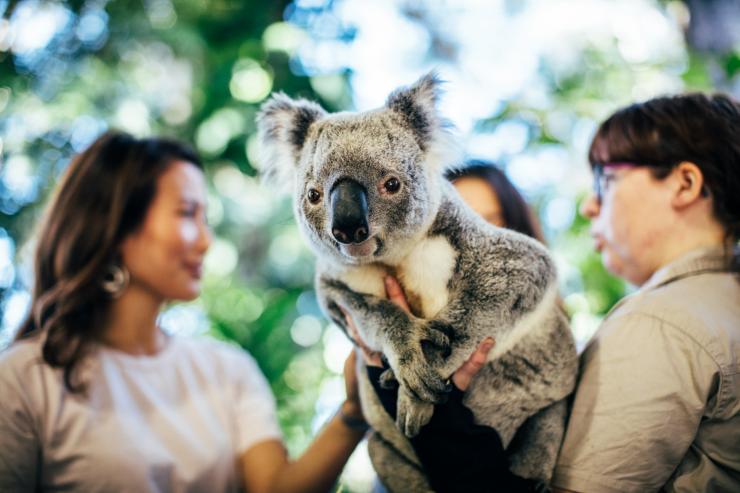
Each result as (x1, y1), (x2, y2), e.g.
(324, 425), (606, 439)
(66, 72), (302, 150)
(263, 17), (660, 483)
(257, 73), (457, 266)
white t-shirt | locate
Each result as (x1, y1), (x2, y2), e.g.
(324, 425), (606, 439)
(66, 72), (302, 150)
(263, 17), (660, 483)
(0, 333), (283, 492)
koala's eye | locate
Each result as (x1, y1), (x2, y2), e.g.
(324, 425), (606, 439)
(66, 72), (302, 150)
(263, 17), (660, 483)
(383, 177), (401, 194)
(307, 188), (322, 204)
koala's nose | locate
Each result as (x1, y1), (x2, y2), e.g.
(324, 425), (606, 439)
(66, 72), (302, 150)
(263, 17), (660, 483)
(330, 178), (370, 244)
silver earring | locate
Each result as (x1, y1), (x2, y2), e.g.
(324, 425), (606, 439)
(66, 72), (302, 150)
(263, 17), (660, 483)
(102, 264), (129, 298)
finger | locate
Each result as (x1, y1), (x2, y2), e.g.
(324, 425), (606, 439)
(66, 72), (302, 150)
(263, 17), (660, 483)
(363, 348), (383, 367)
(469, 337), (495, 365)
(340, 307), (362, 343)
(452, 338), (495, 391)
(384, 276), (411, 313)
(354, 336), (380, 366)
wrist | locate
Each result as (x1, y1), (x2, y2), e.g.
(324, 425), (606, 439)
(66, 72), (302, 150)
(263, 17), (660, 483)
(338, 400), (369, 433)
(341, 398), (363, 419)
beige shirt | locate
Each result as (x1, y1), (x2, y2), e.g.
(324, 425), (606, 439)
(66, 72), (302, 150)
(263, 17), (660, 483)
(552, 246), (740, 493)
(0, 334), (282, 493)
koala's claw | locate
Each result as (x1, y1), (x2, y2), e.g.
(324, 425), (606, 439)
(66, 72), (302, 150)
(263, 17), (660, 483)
(421, 325), (450, 348)
(398, 360), (451, 404)
(379, 368), (398, 389)
(397, 388), (435, 437)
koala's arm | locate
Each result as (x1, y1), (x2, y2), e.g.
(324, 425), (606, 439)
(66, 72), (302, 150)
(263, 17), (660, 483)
(318, 277), (454, 402)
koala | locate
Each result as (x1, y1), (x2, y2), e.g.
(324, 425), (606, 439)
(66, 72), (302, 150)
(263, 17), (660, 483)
(257, 73), (578, 490)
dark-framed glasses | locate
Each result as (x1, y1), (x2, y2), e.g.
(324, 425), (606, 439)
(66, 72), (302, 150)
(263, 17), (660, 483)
(592, 162), (642, 203)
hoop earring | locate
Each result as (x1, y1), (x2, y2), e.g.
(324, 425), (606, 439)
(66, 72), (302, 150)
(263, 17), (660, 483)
(102, 264), (130, 298)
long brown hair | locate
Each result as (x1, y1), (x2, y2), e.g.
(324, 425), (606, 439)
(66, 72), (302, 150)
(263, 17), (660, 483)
(15, 131), (202, 392)
(445, 160), (546, 243)
(588, 93), (740, 277)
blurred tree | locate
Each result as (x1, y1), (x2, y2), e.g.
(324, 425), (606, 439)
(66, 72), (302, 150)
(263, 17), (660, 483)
(0, 0), (348, 455)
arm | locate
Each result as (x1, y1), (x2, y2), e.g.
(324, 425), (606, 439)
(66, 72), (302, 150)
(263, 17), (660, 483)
(0, 370), (40, 492)
(319, 276), (456, 404)
(240, 351), (366, 493)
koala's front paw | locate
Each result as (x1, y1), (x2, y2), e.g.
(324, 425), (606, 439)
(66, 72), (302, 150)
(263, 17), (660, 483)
(397, 387), (434, 437)
(419, 321), (453, 360)
(392, 323), (453, 403)
(395, 350), (451, 405)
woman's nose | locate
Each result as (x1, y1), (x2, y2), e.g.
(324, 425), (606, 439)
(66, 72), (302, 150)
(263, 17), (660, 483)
(197, 221), (212, 253)
(579, 193), (600, 219)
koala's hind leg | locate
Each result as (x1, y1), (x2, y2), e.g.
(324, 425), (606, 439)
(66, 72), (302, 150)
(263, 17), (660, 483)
(367, 432), (433, 493)
(507, 398), (568, 484)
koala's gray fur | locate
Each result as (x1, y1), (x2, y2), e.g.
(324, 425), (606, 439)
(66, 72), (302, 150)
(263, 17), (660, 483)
(257, 73), (578, 490)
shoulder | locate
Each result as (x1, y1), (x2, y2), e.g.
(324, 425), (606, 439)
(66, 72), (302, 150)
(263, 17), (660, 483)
(602, 272), (740, 369)
(0, 335), (52, 420)
(0, 334), (47, 383)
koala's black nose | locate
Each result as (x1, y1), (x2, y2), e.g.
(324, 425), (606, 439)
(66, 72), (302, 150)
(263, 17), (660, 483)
(330, 178), (370, 244)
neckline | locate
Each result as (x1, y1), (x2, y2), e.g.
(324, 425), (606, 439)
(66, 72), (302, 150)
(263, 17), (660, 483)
(97, 334), (179, 368)
(641, 244), (732, 291)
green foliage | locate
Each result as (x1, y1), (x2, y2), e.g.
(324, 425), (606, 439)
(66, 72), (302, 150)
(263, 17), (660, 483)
(0, 0), (336, 453)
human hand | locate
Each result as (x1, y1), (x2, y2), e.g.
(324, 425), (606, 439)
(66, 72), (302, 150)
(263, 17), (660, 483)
(451, 337), (494, 391)
(341, 307), (383, 367)
(343, 276), (494, 388)
(341, 349), (364, 421)
(339, 275), (413, 367)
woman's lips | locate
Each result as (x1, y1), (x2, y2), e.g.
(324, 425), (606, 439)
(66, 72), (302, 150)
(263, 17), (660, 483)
(184, 262), (203, 279)
(591, 234), (605, 252)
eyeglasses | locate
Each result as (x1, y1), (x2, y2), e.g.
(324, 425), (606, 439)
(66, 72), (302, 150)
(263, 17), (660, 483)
(592, 162), (642, 203)
(592, 161), (710, 204)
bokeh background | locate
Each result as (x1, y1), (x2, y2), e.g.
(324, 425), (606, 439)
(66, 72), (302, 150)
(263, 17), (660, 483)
(1, 0), (739, 490)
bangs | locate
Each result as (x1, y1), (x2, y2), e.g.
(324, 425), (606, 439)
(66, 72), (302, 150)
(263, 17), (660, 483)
(588, 104), (665, 168)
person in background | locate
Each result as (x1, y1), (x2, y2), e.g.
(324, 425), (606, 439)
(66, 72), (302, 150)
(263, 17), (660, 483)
(552, 93), (740, 493)
(445, 160), (545, 242)
(0, 131), (365, 493)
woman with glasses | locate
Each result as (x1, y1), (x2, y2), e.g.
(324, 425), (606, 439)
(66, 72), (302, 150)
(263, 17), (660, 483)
(552, 93), (740, 493)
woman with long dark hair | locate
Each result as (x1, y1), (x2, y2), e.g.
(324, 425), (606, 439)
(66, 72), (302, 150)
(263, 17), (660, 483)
(445, 161), (545, 243)
(0, 131), (370, 493)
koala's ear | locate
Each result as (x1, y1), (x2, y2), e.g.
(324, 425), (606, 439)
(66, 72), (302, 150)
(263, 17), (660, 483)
(386, 72), (459, 172)
(256, 93), (327, 189)
(385, 72), (447, 151)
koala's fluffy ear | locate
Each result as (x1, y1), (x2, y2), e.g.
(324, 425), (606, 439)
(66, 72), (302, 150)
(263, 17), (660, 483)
(256, 93), (327, 190)
(386, 72), (458, 172)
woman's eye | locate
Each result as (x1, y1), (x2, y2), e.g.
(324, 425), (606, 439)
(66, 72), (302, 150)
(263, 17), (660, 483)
(307, 188), (322, 204)
(383, 177), (401, 193)
(179, 208), (197, 217)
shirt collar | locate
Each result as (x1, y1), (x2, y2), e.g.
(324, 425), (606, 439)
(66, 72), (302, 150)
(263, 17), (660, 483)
(640, 244), (735, 292)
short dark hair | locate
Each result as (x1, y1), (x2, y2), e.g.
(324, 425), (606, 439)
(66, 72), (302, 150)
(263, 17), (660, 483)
(15, 131), (202, 393)
(589, 92), (740, 272)
(445, 160), (545, 243)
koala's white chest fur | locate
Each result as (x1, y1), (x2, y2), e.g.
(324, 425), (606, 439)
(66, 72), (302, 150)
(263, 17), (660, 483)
(336, 236), (457, 318)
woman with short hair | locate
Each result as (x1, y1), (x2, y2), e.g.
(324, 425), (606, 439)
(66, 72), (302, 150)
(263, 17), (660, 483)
(553, 93), (740, 493)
